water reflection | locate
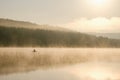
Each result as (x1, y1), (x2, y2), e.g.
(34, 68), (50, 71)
(69, 62), (120, 80)
(0, 62), (120, 80)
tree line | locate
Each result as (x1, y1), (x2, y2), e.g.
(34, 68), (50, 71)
(0, 26), (120, 47)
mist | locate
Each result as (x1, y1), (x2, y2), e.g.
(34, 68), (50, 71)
(62, 17), (120, 33)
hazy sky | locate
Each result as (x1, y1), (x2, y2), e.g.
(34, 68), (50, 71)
(0, 0), (120, 32)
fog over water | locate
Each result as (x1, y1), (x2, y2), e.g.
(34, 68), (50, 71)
(0, 48), (120, 80)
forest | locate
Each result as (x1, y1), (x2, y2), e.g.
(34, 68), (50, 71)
(0, 26), (120, 47)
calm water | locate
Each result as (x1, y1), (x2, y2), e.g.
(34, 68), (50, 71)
(0, 48), (120, 80)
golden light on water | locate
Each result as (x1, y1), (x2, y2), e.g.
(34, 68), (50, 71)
(70, 64), (115, 80)
(87, 65), (112, 80)
(89, 69), (110, 80)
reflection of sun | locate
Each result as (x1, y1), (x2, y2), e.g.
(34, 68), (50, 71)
(89, 69), (109, 80)
(70, 64), (114, 80)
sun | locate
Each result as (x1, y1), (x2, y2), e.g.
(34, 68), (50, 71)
(89, 0), (108, 7)
(93, 0), (106, 5)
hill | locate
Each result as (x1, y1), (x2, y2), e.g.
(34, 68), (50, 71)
(0, 18), (70, 32)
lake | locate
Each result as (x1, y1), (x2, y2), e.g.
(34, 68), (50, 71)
(0, 48), (120, 80)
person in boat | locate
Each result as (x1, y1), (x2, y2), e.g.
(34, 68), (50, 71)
(33, 49), (37, 52)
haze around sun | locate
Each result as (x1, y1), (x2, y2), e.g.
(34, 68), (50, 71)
(0, 0), (120, 33)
